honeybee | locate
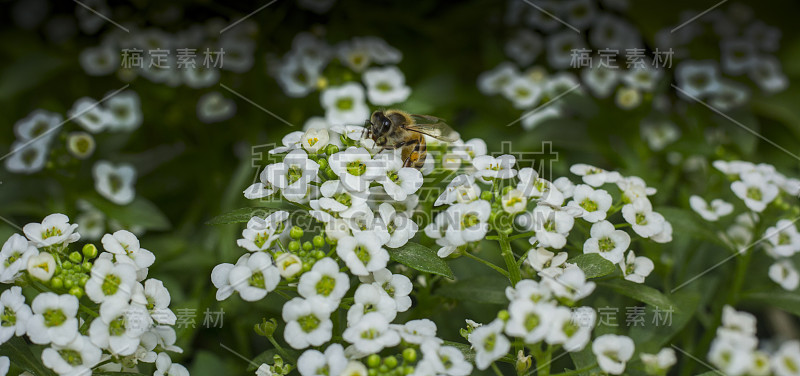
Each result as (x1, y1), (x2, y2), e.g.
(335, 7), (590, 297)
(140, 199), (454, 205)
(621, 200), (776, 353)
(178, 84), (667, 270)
(365, 109), (460, 168)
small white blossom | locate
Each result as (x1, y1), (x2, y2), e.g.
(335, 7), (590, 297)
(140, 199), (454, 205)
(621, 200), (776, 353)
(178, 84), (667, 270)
(265, 150), (320, 202)
(26, 293), (79, 346)
(622, 198), (666, 238)
(329, 147), (383, 192)
(236, 212), (289, 252)
(93, 161), (137, 205)
(69, 97), (113, 133)
(768, 260), (799, 291)
(620, 250), (654, 284)
(85, 258), (137, 303)
(342, 312), (400, 354)
(0, 234), (39, 283)
(569, 164), (621, 187)
(23, 214), (80, 249)
(583, 221), (630, 264)
(321, 83), (370, 126)
(567, 184), (612, 223)
(282, 296), (334, 349)
(336, 231), (390, 276)
(297, 258), (350, 309)
(276, 253), (303, 279)
(363, 66), (411, 105)
(689, 196), (734, 221)
(297, 343), (348, 376)
(592, 334), (635, 375)
(771, 341), (800, 376)
(468, 319), (510, 370)
(41, 335), (102, 376)
(0, 287), (31, 344)
(347, 283), (397, 326)
(731, 172), (779, 212)
(472, 155), (517, 183)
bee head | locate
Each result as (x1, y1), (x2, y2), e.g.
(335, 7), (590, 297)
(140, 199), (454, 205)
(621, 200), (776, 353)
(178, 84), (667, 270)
(370, 111), (392, 136)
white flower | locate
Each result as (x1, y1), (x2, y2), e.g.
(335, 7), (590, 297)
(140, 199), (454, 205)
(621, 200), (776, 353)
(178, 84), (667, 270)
(321, 83), (370, 126)
(750, 56), (788, 94)
(79, 45), (118, 75)
(675, 60), (721, 99)
(546, 306), (595, 352)
(582, 64), (619, 98)
(301, 128), (330, 154)
(42, 335), (102, 376)
(621, 198), (666, 238)
(708, 339), (753, 376)
(297, 258), (349, 308)
(342, 312), (400, 354)
(101, 230), (155, 274)
(641, 348), (677, 375)
(0, 356), (6, 376)
(374, 204), (418, 248)
(26, 252), (57, 282)
(0, 234), (38, 283)
(505, 279), (552, 304)
(472, 155), (517, 183)
(228, 252), (281, 301)
(244, 169), (278, 200)
(337, 231), (389, 276)
(154, 352), (189, 376)
(764, 219), (800, 258)
(92, 161), (136, 205)
(105, 90), (142, 131)
(443, 200), (491, 247)
(392, 319), (438, 345)
(505, 29), (543, 66)
(14, 109), (62, 144)
(477, 63), (518, 95)
(517, 169), (564, 205)
(89, 297), (152, 356)
(197, 91), (236, 123)
(0, 286), (31, 344)
(583, 221), (630, 264)
(347, 283), (397, 325)
(530, 205), (574, 250)
(85, 258), (137, 303)
(314, 180), (369, 218)
(23, 213), (80, 248)
(731, 173), (779, 212)
(4, 139), (49, 174)
(265, 149), (320, 202)
(237, 212), (289, 252)
(329, 147), (383, 192)
(274, 54), (319, 98)
(689, 196), (734, 221)
(363, 66), (411, 105)
(69, 97), (112, 133)
(374, 151), (423, 201)
(282, 296), (334, 349)
(544, 264), (595, 303)
(211, 257), (251, 301)
(297, 343), (348, 376)
(620, 250), (654, 284)
(275, 253), (303, 279)
(435, 174), (481, 207)
(567, 185), (612, 223)
(553, 177), (575, 199)
(769, 260), (799, 291)
(370, 268), (412, 312)
(420, 340), (473, 376)
(502, 189), (528, 214)
(340, 361), (368, 376)
(720, 304), (757, 338)
(569, 164), (621, 187)
(131, 279), (176, 325)
(640, 119), (680, 151)
(650, 221), (673, 244)
(468, 319), (510, 370)
(26, 293), (79, 346)
(592, 334), (635, 375)
(772, 341), (800, 376)
(505, 299), (555, 344)
(526, 248), (568, 272)
(502, 76), (542, 109)
(269, 131), (304, 154)
(547, 30), (585, 68)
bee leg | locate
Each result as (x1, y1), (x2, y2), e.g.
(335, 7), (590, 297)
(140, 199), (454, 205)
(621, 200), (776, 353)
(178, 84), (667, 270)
(401, 139), (423, 167)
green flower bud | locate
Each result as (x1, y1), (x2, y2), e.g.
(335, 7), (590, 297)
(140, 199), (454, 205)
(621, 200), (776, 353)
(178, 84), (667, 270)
(325, 168), (337, 180)
(403, 366), (415, 375)
(288, 241), (301, 252)
(367, 354), (381, 368)
(79, 275), (89, 286)
(64, 278), (74, 289)
(82, 262), (92, 272)
(50, 277), (64, 289)
(402, 348), (417, 362)
(290, 226), (304, 239)
(384, 356), (398, 369)
(302, 241), (313, 251)
(312, 235), (325, 248)
(254, 318), (278, 337)
(302, 262), (311, 272)
(68, 286), (83, 299)
(82, 244), (98, 258)
(313, 250), (325, 259)
(480, 191), (493, 201)
(68, 251), (82, 264)
(497, 309), (510, 321)
(62, 261), (73, 270)
(326, 144), (339, 155)
(318, 158), (329, 170)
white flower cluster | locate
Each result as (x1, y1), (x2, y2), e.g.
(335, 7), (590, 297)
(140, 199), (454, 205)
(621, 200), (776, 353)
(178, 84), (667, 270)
(709, 160), (800, 291)
(663, 3), (786, 104)
(270, 33), (410, 124)
(429, 161), (668, 284)
(5, 90), (141, 175)
(708, 305), (800, 376)
(0, 214), (186, 376)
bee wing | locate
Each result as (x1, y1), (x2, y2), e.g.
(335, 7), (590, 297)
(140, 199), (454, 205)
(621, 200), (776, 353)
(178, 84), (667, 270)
(405, 114), (461, 142)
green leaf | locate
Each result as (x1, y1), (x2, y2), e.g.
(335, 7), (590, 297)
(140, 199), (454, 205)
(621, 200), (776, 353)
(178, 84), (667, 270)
(741, 290), (800, 317)
(0, 51), (64, 100)
(206, 207), (277, 225)
(599, 279), (677, 311)
(568, 253), (616, 279)
(436, 275), (509, 304)
(0, 337), (56, 376)
(388, 242), (454, 279)
(629, 291), (701, 353)
(658, 207), (727, 247)
(83, 194), (171, 231)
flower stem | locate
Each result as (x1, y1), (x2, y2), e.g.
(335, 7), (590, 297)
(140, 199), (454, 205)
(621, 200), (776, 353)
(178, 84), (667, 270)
(267, 334), (294, 363)
(491, 362), (505, 376)
(463, 252), (509, 277)
(498, 231), (522, 286)
(550, 362), (597, 376)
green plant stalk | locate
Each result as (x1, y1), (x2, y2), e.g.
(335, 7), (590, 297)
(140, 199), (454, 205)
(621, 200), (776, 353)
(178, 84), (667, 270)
(463, 251), (510, 277)
(498, 231), (522, 286)
(267, 334), (294, 363)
